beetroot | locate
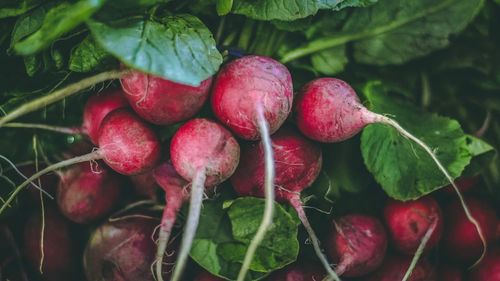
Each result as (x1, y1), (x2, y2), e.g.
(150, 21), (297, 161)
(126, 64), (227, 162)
(383, 196), (443, 255)
(24, 207), (77, 281)
(438, 265), (463, 281)
(82, 89), (129, 144)
(365, 255), (437, 281)
(194, 270), (224, 281)
(469, 246), (500, 281)
(121, 71), (212, 125)
(267, 263), (325, 281)
(443, 197), (497, 265)
(57, 162), (122, 224)
(168, 118), (240, 281)
(84, 214), (176, 281)
(328, 214), (387, 277)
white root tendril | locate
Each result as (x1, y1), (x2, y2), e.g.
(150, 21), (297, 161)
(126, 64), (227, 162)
(376, 114), (488, 267)
(401, 219), (437, 281)
(236, 106), (276, 281)
(170, 169), (206, 281)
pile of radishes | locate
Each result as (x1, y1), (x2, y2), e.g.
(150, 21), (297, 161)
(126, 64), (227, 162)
(0, 54), (499, 281)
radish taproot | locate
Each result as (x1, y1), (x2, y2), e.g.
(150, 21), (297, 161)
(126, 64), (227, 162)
(211, 55), (293, 281)
(443, 197), (497, 266)
(469, 246), (500, 281)
(328, 214), (387, 277)
(121, 71), (213, 125)
(0, 109), (161, 214)
(294, 77), (488, 264)
(57, 161), (122, 224)
(168, 118), (240, 281)
(231, 126), (340, 281)
(365, 255), (437, 281)
(267, 263), (325, 281)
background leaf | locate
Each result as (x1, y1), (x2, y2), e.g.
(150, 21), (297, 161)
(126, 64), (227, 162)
(69, 35), (116, 72)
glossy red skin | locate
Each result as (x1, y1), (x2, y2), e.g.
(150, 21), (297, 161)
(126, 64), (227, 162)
(469, 246), (500, 281)
(266, 263), (325, 281)
(365, 255), (437, 281)
(170, 118), (240, 187)
(24, 207), (77, 281)
(57, 162), (122, 224)
(441, 176), (479, 195)
(98, 109), (161, 175)
(194, 270), (224, 281)
(211, 55), (293, 140)
(328, 214), (387, 277)
(443, 197), (497, 265)
(84, 215), (176, 281)
(383, 196), (443, 255)
(294, 78), (379, 143)
(130, 170), (160, 200)
(121, 71), (212, 125)
(438, 265), (463, 281)
(231, 126), (322, 202)
(82, 89), (129, 144)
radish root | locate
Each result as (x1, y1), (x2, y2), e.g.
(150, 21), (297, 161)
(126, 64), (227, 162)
(3, 123), (82, 134)
(170, 169), (206, 281)
(401, 219), (437, 281)
(236, 106), (276, 281)
(376, 114), (488, 266)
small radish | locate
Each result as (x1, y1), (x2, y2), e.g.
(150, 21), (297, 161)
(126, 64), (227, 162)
(211, 55), (293, 281)
(130, 170), (161, 200)
(469, 246), (500, 281)
(57, 161), (122, 224)
(84, 211), (177, 281)
(328, 214), (388, 277)
(267, 263), (325, 281)
(294, 77), (488, 265)
(443, 197), (497, 265)
(365, 255), (437, 281)
(438, 265), (463, 281)
(194, 270), (224, 281)
(121, 71), (213, 125)
(231, 127), (340, 281)
(24, 206), (78, 281)
(168, 118), (240, 281)
(0, 109), (161, 214)
(383, 196), (443, 255)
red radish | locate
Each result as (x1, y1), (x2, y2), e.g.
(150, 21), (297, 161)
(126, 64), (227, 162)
(0, 109), (161, 215)
(121, 71), (212, 125)
(24, 206), (77, 281)
(211, 56), (293, 280)
(267, 263), (325, 281)
(469, 246), (500, 281)
(168, 118), (240, 281)
(294, 77), (488, 264)
(194, 271), (224, 281)
(443, 197), (497, 265)
(328, 214), (387, 277)
(231, 127), (340, 281)
(383, 196), (443, 255)
(57, 162), (122, 224)
(441, 176), (479, 195)
(365, 255), (437, 281)
(84, 213), (177, 281)
(130, 170), (160, 200)
(438, 265), (463, 281)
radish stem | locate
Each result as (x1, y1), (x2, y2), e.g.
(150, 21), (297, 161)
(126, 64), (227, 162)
(236, 106), (276, 281)
(3, 123), (82, 134)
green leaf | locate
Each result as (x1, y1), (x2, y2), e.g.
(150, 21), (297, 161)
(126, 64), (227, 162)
(69, 36), (116, 73)
(10, 3), (47, 47)
(216, 0), (233, 16)
(462, 135), (496, 177)
(360, 81), (472, 200)
(281, 0), (484, 64)
(13, 0), (105, 56)
(191, 196), (299, 280)
(87, 14), (222, 86)
(311, 46), (347, 75)
(0, 0), (41, 19)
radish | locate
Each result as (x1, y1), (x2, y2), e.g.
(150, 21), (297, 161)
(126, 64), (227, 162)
(120, 71), (213, 125)
(469, 246), (500, 281)
(24, 206), (77, 281)
(168, 118), (240, 281)
(441, 176), (479, 196)
(383, 196), (443, 255)
(0, 109), (161, 215)
(267, 263), (325, 281)
(211, 55), (293, 281)
(365, 255), (437, 281)
(443, 197), (497, 265)
(194, 270), (224, 281)
(294, 77), (488, 264)
(328, 214), (387, 277)
(231, 126), (340, 281)
(57, 161), (122, 224)
(437, 265), (463, 281)
(130, 170), (161, 200)
(84, 212), (177, 281)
